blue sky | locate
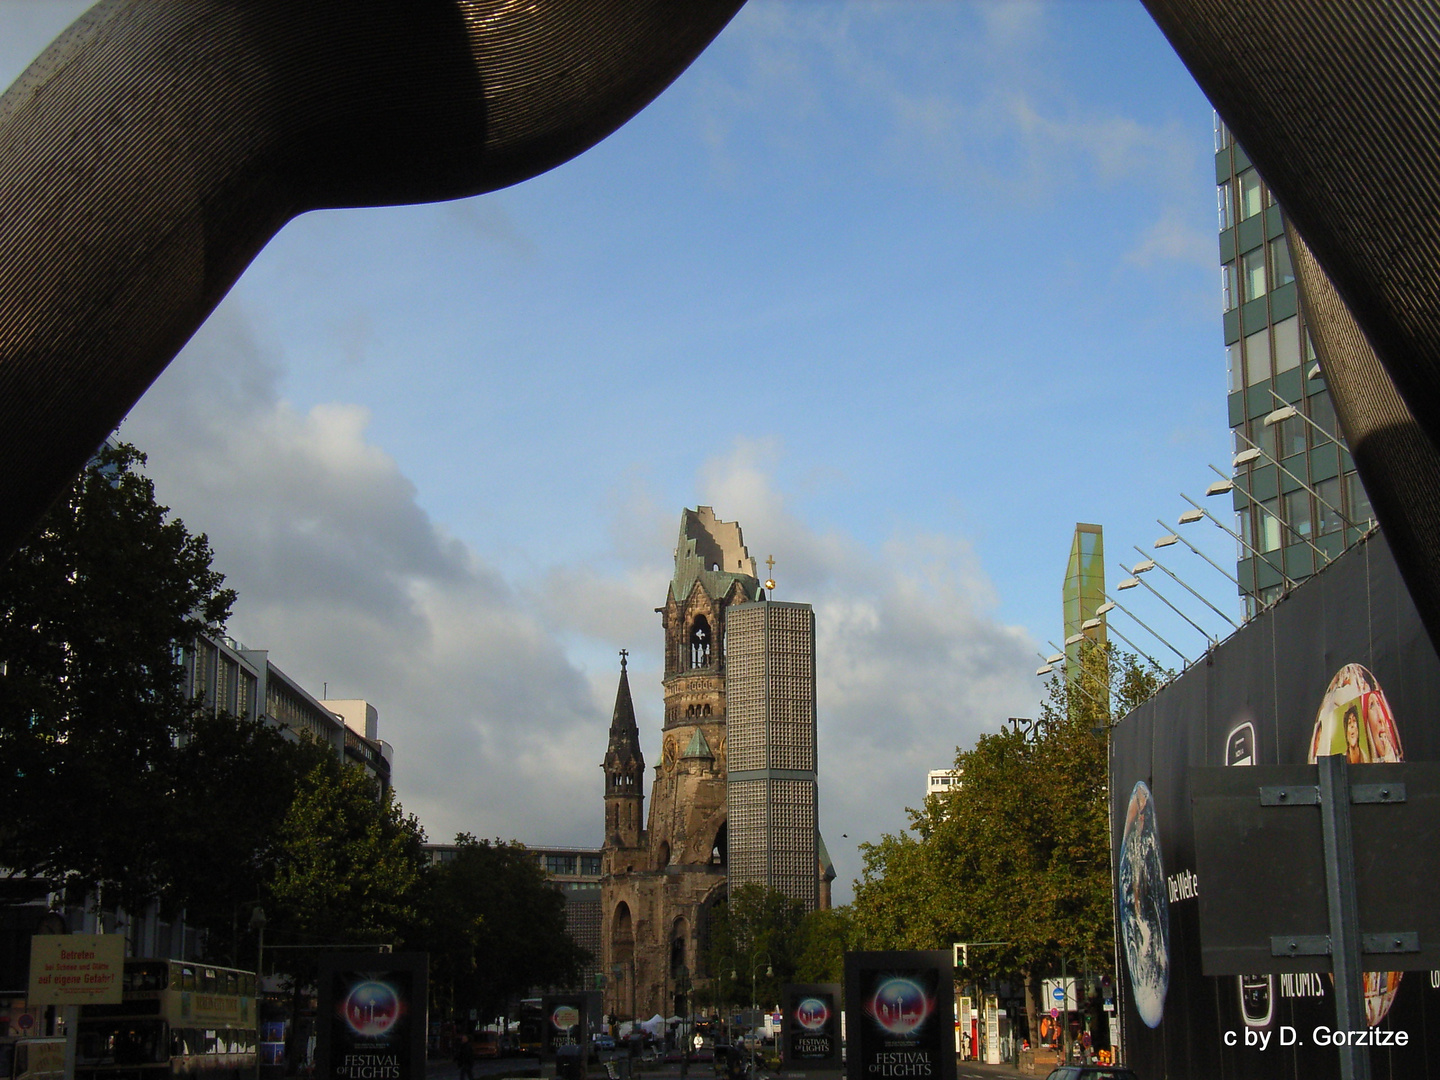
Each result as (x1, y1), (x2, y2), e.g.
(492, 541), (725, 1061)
(3, 1), (1237, 902)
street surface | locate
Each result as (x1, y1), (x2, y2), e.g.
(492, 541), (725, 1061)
(425, 1056), (1034, 1080)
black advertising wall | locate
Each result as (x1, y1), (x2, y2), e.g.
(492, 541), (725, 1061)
(1111, 532), (1440, 1079)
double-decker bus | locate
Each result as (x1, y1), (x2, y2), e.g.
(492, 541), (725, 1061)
(76, 961), (256, 1080)
(516, 1001), (544, 1057)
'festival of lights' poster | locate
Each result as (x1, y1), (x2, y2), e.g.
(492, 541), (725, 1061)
(844, 951), (953, 1080)
(316, 953), (428, 1080)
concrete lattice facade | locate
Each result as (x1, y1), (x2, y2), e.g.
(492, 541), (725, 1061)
(725, 601), (818, 910)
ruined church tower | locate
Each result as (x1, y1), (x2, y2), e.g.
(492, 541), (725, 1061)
(600, 508), (761, 1023)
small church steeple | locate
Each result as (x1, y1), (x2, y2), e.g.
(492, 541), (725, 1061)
(603, 650), (645, 847)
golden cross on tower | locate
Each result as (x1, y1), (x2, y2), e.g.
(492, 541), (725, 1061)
(619, 648), (628, 671)
(764, 555), (776, 592)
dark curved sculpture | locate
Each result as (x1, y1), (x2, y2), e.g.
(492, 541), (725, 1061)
(0, 0), (743, 554)
(9, 2), (1440, 657)
(1142, 0), (1440, 650)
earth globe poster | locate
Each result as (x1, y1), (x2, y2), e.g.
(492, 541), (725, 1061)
(1118, 780), (1169, 1029)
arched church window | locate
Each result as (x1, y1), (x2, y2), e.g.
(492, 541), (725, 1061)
(670, 921), (689, 979)
(689, 615), (711, 669)
(710, 822), (727, 867)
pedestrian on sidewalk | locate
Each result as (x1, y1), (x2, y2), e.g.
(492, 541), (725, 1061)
(455, 1035), (475, 1080)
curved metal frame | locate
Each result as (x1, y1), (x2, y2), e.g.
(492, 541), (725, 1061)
(7, 0), (1440, 665)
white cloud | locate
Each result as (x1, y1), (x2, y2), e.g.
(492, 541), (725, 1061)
(123, 314), (1039, 900)
(123, 301), (605, 849)
(1126, 208), (1214, 268)
(696, 2), (1200, 206)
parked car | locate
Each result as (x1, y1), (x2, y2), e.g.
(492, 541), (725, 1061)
(593, 1035), (616, 1052)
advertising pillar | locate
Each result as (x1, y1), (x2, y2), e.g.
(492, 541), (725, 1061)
(540, 993), (592, 1080)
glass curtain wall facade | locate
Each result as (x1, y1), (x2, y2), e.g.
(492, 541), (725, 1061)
(1216, 116), (1375, 617)
(724, 600), (819, 911)
(1062, 523), (1109, 710)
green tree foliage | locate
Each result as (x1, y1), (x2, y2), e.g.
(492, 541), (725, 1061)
(703, 884), (805, 1011)
(794, 906), (853, 985)
(0, 442), (233, 910)
(406, 835), (588, 1021)
(167, 714), (335, 951)
(265, 761), (427, 961)
(849, 643), (1167, 1039)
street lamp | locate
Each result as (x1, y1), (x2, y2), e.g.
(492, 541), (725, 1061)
(249, 907), (266, 1080)
(675, 965), (691, 1080)
(749, 952), (772, 1019)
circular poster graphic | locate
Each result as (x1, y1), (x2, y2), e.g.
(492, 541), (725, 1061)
(1118, 781), (1169, 1028)
(1310, 663), (1404, 1025)
(342, 980), (401, 1037)
(867, 977), (931, 1036)
(794, 998), (830, 1031)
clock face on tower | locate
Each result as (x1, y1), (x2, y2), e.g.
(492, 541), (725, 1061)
(663, 735), (678, 767)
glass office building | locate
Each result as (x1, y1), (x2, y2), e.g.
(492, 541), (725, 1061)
(1215, 116), (1375, 616)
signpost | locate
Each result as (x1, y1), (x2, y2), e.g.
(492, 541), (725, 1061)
(1191, 759), (1440, 1080)
(28, 933), (124, 1080)
(27, 934), (123, 1006)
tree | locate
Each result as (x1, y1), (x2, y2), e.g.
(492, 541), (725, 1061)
(165, 715), (335, 955)
(794, 906), (853, 985)
(703, 884), (805, 1012)
(264, 760), (427, 963)
(0, 442), (233, 911)
(406, 835), (587, 1022)
(849, 643), (1167, 1042)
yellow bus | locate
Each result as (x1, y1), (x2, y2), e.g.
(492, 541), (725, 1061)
(77, 961), (256, 1080)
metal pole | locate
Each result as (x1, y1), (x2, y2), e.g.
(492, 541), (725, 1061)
(1208, 464), (1332, 566)
(1178, 494), (1298, 593)
(1133, 546), (1239, 630)
(1100, 593), (1190, 667)
(1041, 646), (1108, 714)
(255, 922), (264, 1080)
(1154, 519), (1241, 587)
(1117, 562), (1214, 646)
(1093, 619), (1163, 674)
(1317, 756), (1370, 1080)
(1233, 429), (1359, 532)
(1061, 957), (1069, 1065)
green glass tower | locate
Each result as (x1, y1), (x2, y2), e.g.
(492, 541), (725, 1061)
(1063, 523), (1107, 680)
(1214, 116), (1375, 616)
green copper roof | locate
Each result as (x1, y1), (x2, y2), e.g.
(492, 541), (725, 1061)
(670, 506), (761, 606)
(816, 833), (837, 880)
(681, 727), (714, 759)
